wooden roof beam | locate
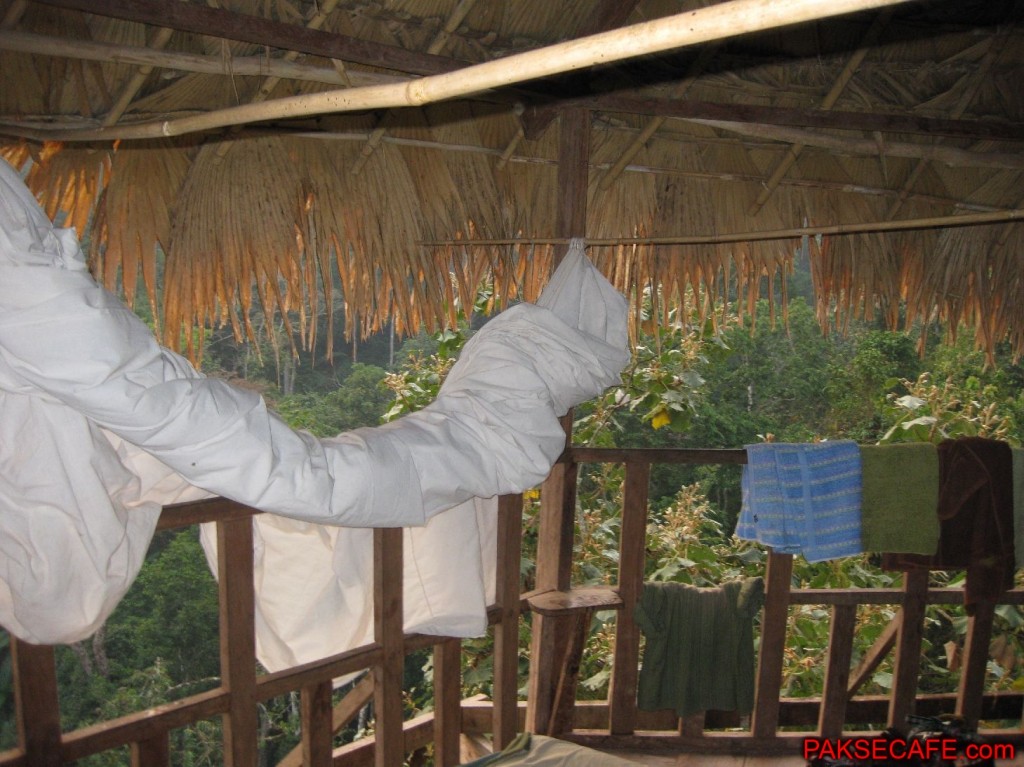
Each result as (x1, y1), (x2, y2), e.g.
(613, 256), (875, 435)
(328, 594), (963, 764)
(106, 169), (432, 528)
(886, 28), (1012, 219)
(579, 95), (1024, 142)
(747, 9), (893, 216)
(28, 0), (466, 76)
(0, 0), (922, 143)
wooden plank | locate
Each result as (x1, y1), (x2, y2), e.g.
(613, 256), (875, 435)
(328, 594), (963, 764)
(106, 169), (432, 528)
(11, 638), (61, 767)
(157, 496), (259, 531)
(30, 0), (464, 77)
(256, 645), (383, 701)
(818, 604), (857, 739)
(957, 599), (996, 728)
(130, 734), (169, 767)
(526, 586), (623, 615)
(59, 689), (229, 762)
(217, 516), (259, 767)
(373, 527), (405, 767)
(433, 640), (463, 767)
(888, 568), (929, 730)
(493, 494), (524, 750)
(847, 614), (898, 698)
(609, 461), (651, 736)
(300, 681), (334, 767)
(461, 691), (1024, 735)
(751, 552), (793, 739)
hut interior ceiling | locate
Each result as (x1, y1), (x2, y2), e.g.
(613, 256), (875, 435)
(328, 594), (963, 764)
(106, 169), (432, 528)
(0, 0), (1021, 358)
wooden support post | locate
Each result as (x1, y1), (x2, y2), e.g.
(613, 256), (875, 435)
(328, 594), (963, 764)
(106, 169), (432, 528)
(131, 734), (170, 767)
(373, 527), (405, 767)
(888, 569), (929, 730)
(433, 639), (463, 767)
(217, 516), (258, 767)
(525, 106), (590, 736)
(11, 637), (61, 767)
(609, 461), (651, 735)
(751, 551), (793, 739)
(493, 494), (524, 749)
(957, 599), (996, 728)
(548, 608), (594, 735)
(300, 681), (334, 766)
(819, 604), (857, 739)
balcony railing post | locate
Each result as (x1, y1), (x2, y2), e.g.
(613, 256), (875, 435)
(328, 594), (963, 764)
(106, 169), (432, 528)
(525, 431), (577, 734)
(493, 493), (524, 749)
(751, 551), (793, 739)
(373, 527), (405, 767)
(217, 515), (258, 767)
(889, 568), (929, 729)
(300, 680), (333, 766)
(958, 598), (996, 728)
(433, 639), (462, 766)
(11, 637), (61, 767)
(130, 734), (170, 766)
(819, 603), (857, 738)
(609, 460), (651, 736)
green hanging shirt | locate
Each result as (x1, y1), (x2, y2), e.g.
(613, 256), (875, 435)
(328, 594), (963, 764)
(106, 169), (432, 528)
(635, 577), (765, 717)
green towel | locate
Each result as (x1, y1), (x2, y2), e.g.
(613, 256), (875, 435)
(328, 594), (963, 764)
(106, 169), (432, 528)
(860, 443), (939, 554)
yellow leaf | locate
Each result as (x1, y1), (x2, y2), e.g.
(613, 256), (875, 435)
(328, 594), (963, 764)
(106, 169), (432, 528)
(651, 410), (671, 430)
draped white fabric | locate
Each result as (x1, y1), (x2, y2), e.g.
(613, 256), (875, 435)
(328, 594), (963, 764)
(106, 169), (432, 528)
(0, 158), (629, 664)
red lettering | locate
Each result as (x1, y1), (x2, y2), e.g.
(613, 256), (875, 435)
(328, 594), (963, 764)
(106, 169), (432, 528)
(802, 738), (821, 760)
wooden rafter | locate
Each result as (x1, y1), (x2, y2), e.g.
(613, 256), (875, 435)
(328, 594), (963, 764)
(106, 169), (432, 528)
(102, 26), (174, 128)
(210, 0), (346, 162)
(597, 45), (718, 192)
(887, 27), (1013, 218)
(688, 119), (1024, 169)
(0, 29), (406, 87)
(747, 9), (893, 216)
(29, 0), (466, 76)
(349, 0), (479, 176)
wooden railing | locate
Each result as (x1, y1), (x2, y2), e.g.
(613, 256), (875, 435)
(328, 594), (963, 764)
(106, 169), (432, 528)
(3, 446), (1023, 764)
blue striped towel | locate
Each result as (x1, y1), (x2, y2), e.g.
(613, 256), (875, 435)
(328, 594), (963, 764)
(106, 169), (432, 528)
(736, 441), (863, 563)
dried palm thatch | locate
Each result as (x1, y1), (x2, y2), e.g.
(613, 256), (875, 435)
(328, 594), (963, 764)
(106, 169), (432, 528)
(0, 0), (1021, 363)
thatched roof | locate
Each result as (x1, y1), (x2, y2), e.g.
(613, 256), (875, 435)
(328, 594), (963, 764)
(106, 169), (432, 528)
(0, 0), (1022, 360)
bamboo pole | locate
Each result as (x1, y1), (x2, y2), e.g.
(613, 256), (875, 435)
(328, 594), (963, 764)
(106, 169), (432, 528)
(419, 207), (1024, 247)
(688, 119), (1024, 170)
(0, 0), (916, 142)
(0, 30), (405, 86)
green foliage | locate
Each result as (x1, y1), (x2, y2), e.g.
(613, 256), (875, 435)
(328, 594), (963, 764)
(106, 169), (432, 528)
(879, 372), (1018, 445)
(274, 363), (392, 435)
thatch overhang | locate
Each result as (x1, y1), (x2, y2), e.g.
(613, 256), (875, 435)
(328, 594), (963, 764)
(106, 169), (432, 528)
(0, 0), (1021, 360)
